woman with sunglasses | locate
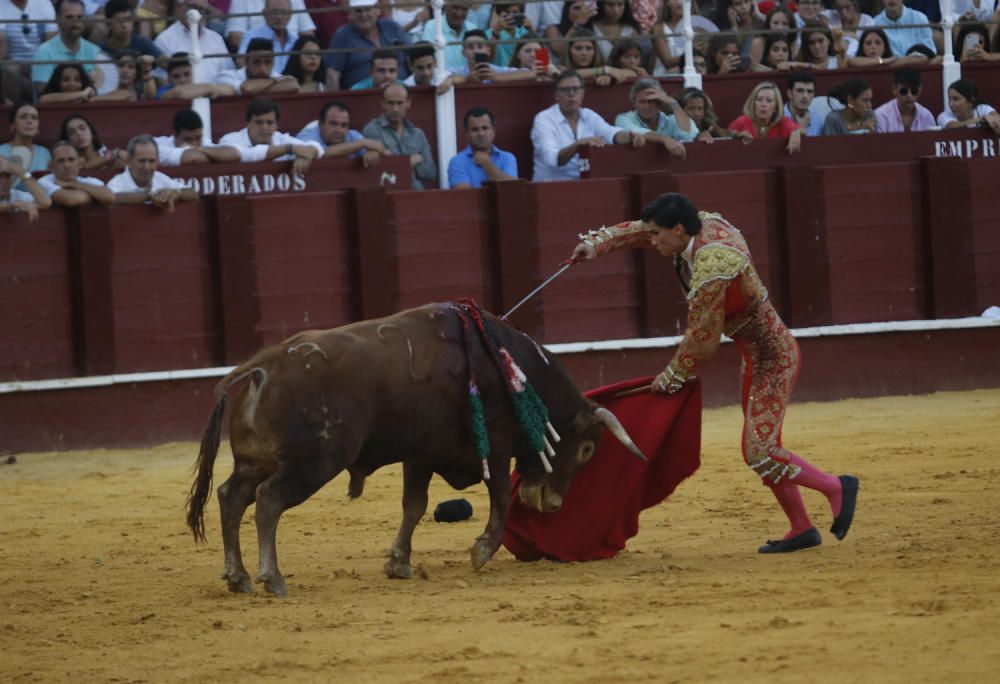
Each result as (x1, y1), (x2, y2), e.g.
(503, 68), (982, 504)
(872, 67), (935, 133)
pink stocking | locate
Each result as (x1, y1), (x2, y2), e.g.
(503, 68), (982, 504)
(767, 480), (814, 540)
(789, 453), (843, 517)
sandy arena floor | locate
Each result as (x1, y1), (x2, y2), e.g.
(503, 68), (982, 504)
(2, 389), (999, 683)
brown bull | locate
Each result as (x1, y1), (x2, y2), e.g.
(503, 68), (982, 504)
(186, 303), (644, 596)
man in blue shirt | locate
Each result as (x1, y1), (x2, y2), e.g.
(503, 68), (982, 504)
(448, 106), (518, 188)
(784, 71), (824, 137)
(296, 99), (388, 166)
(420, 0), (478, 71)
(31, 0), (101, 90)
(100, 0), (163, 61)
(873, 0), (936, 58)
(237, 0), (299, 73)
(326, 0), (410, 90)
(348, 48), (402, 89)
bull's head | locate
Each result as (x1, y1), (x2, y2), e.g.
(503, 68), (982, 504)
(517, 403), (645, 513)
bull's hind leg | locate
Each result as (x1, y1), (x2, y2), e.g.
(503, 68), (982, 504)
(385, 462), (432, 579)
(217, 463), (264, 594)
(254, 458), (342, 597)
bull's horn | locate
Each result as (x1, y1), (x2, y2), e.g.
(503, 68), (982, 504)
(594, 407), (647, 462)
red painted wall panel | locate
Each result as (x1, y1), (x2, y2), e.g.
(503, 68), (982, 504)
(0, 212), (76, 380)
(968, 159), (1000, 312)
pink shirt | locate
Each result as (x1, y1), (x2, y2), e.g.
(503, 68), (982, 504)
(874, 99), (936, 133)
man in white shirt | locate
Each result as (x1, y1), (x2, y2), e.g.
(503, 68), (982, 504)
(154, 0), (234, 84)
(156, 109), (242, 166)
(1, 0), (56, 62)
(0, 155), (51, 220)
(531, 70), (645, 182)
(226, 0), (316, 51)
(38, 141), (115, 207)
(218, 96), (323, 176)
(108, 134), (199, 210)
(236, 0), (299, 73)
(217, 37), (300, 94)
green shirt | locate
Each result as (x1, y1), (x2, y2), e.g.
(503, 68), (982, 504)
(614, 110), (698, 142)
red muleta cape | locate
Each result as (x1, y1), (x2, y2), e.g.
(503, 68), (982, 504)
(502, 377), (702, 562)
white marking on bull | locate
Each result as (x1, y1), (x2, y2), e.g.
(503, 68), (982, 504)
(286, 342), (329, 359)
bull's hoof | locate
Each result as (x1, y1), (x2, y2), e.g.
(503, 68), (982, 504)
(257, 573), (288, 597)
(469, 540), (492, 572)
(222, 571), (254, 594)
(384, 559), (414, 579)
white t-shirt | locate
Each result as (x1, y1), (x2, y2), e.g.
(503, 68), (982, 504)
(107, 168), (187, 193)
(37, 173), (105, 197)
(0, 0), (57, 62)
(937, 102), (997, 127)
(225, 0), (317, 38)
(217, 128), (324, 162)
(216, 68), (285, 90)
(154, 23), (234, 84)
(1, 188), (35, 203)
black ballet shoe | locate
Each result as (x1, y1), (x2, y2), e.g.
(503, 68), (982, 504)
(758, 526), (822, 554)
(830, 475), (859, 541)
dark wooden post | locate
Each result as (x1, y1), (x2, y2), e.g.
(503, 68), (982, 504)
(922, 157), (978, 318)
(491, 179), (543, 336)
(353, 186), (400, 320)
(73, 205), (116, 375)
(214, 195), (262, 363)
(781, 166), (832, 327)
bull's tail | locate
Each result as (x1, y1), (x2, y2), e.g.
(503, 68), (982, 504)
(185, 365), (268, 543)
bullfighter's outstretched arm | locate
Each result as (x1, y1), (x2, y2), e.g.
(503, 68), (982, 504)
(577, 220), (655, 256)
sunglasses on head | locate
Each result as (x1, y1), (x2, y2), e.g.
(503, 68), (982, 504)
(898, 86), (920, 96)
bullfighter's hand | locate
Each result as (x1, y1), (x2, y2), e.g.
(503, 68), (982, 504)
(571, 243), (596, 262)
(652, 371), (675, 394)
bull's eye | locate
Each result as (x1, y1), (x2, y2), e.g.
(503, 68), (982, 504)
(577, 441), (595, 463)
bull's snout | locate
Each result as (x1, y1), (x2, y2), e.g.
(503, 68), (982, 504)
(519, 482), (563, 513)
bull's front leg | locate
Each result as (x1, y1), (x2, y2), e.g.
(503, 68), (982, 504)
(469, 468), (512, 571)
(385, 462), (432, 579)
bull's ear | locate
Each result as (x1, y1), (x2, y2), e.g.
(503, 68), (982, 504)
(593, 405), (647, 462)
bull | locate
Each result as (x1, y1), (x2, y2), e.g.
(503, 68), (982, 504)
(186, 303), (644, 596)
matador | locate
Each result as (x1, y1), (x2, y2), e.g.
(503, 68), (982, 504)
(571, 192), (859, 553)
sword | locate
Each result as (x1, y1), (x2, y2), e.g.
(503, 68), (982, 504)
(500, 259), (575, 321)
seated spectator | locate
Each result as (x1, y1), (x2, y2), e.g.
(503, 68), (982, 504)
(39, 63), (100, 103)
(100, 51), (158, 101)
(38, 140), (115, 207)
(609, 38), (650, 76)
(676, 87), (738, 142)
(155, 109), (242, 165)
(592, 0), (644, 61)
(0, 104), (52, 179)
(154, 1), (234, 84)
(938, 79), (1000, 134)
(388, 0), (431, 36)
(784, 71), (824, 136)
(562, 27), (636, 85)
(760, 32), (812, 71)
(820, 77), (876, 135)
(31, 0), (102, 93)
(227, 0), (316, 52)
(829, 0), (874, 58)
(159, 52), (237, 99)
(508, 36), (560, 79)
(945, 0), (995, 25)
(296, 99), (388, 166)
(546, 0), (596, 65)
(101, 0), (164, 61)
(874, 66), (935, 133)
(237, 0), (299, 73)
(706, 33), (749, 74)
(306, 0), (351, 49)
(954, 23), (1000, 63)
(60, 113), (126, 169)
(793, 0), (833, 29)
(404, 41), (453, 86)
(108, 134), (199, 209)
(448, 29), (535, 84)
(751, 6), (797, 60)
(486, 2), (534, 66)
(327, 0), (411, 91)
(873, 0), (935, 58)
(349, 47), (403, 89)
(1, 0), (56, 68)
(447, 106), (518, 188)
(420, 1), (478, 70)
(361, 83), (436, 188)
(218, 96), (323, 176)
(219, 38), (301, 94)
(614, 76), (696, 158)
(652, 0), (720, 75)
(796, 23), (846, 69)
(282, 35), (327, 92)
(681, 49), (709, 75)
(137, 0), (170, 39)
(531, 70), (644, 181)
(0, 155), (52, 220)
(713, 0), (762, 59)
(729, 81), (803, 153)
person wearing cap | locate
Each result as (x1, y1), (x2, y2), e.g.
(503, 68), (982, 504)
(326, 0), (411, 91)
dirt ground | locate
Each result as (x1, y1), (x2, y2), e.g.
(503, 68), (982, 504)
(2, 389), (999, 683)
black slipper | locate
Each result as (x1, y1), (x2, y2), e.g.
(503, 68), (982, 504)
(758, 526), (822, 554)
(830, 475), (859, 541)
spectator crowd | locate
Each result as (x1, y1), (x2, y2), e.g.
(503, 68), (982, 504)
(3, 0), (1000, 216)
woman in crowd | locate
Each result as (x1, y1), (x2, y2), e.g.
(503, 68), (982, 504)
(750, 6), (799, 62)
(546, 0), (598, 64)
(508, 36), (561, 78)
(592, 0), (644, 61)
(38, 64), (100, 104)
(847, 27), (927, 67)
(560, 27), (637, 84)
(283, 35), (327, 92)
(706, 33), (747, 73)
(59, 114), (125, 170)
(797, 23), (846, 69)
(652, 0), (719, 75)
(609, 37), (650, 75)
(830, 0), (873, 57)
(677, 86), (747, 141)
(938, 79), (1000, 134)
(760, 32), (812, 70)
(100, 52), (158, 101)
(0, 104), (51, 180)
(728, 80), (803, 152)
(713, 0), (763, 59)
(821, 77), (876, 135)
(954, 23), (1000, 63)
(487, 2), (534, 66)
